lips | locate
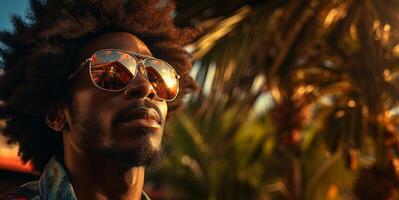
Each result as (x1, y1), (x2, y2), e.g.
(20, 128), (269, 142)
(120, 107), (161, 124)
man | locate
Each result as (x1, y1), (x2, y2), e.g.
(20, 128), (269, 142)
(0, 0), (198, 199)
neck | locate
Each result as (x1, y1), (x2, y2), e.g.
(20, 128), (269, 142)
(63, 144), (145, 200)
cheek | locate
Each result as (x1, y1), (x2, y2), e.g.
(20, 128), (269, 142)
(69, 90), (116, 146)
(71, 87), (112, 130)
(69, 69), (98, 118)
(70, 89), (93, 122)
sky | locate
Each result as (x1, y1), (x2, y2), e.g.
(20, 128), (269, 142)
(0, 1), (28, 171)
(0, 0), (29, 31)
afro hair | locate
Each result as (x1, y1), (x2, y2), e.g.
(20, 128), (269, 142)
(0, 0), (199, 172)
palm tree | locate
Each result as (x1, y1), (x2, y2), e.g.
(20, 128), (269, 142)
(147, 0), (399, 199)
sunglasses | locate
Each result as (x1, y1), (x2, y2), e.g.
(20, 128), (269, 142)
(67, 49), (180, 101)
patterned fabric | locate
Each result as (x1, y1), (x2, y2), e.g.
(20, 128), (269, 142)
(1, 157), (150, 200)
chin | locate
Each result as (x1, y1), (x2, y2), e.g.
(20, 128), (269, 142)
(100, 135), (164, 167)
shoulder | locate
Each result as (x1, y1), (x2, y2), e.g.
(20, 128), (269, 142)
(0, 181), (41, 200)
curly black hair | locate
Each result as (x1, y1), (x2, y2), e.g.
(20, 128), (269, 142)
(0, 0), (199, 172)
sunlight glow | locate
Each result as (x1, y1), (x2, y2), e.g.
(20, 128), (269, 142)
(192, 6), (251, 59)
(203, 61), (216, 96)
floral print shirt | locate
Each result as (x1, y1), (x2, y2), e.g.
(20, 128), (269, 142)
(1, 157), (150, 200)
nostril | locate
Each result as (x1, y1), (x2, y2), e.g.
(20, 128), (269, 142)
(147, 91), (156, 99)
(123, 83), (155, 99)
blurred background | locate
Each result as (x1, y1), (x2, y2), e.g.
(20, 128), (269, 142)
(1, 0), (399, 199)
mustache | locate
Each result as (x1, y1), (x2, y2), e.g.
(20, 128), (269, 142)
(112, 99), (164, 126)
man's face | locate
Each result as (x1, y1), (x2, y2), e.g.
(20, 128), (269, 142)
(64, 32), (168, 166)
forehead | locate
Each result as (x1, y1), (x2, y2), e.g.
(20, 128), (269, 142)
(79, 32), (152, 61)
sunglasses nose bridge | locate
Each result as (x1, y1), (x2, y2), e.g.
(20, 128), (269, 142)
(136, 62), (148, 79)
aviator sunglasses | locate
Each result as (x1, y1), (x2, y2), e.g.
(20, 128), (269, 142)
(67, 49), (180, 101)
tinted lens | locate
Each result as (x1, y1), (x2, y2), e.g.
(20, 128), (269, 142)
(144, 58), (179, 100)
(90, 50), (137, 90)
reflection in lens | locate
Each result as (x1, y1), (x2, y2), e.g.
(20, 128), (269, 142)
(144, 59), (179, 100)
(146, 67), (169, 99)
(90, 50), (136, 90)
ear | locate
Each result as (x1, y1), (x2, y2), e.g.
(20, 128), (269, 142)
(45, 104), (67, 132)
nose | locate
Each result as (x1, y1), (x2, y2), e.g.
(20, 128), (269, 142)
(123, 69), (157, 100)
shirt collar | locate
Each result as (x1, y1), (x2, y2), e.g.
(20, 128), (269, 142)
(39, 156), (77, 200)
(38, 156), (151, 200)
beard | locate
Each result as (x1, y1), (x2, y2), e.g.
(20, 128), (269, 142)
(68, 103), (164, 167)
(99, 138), (164, 168)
